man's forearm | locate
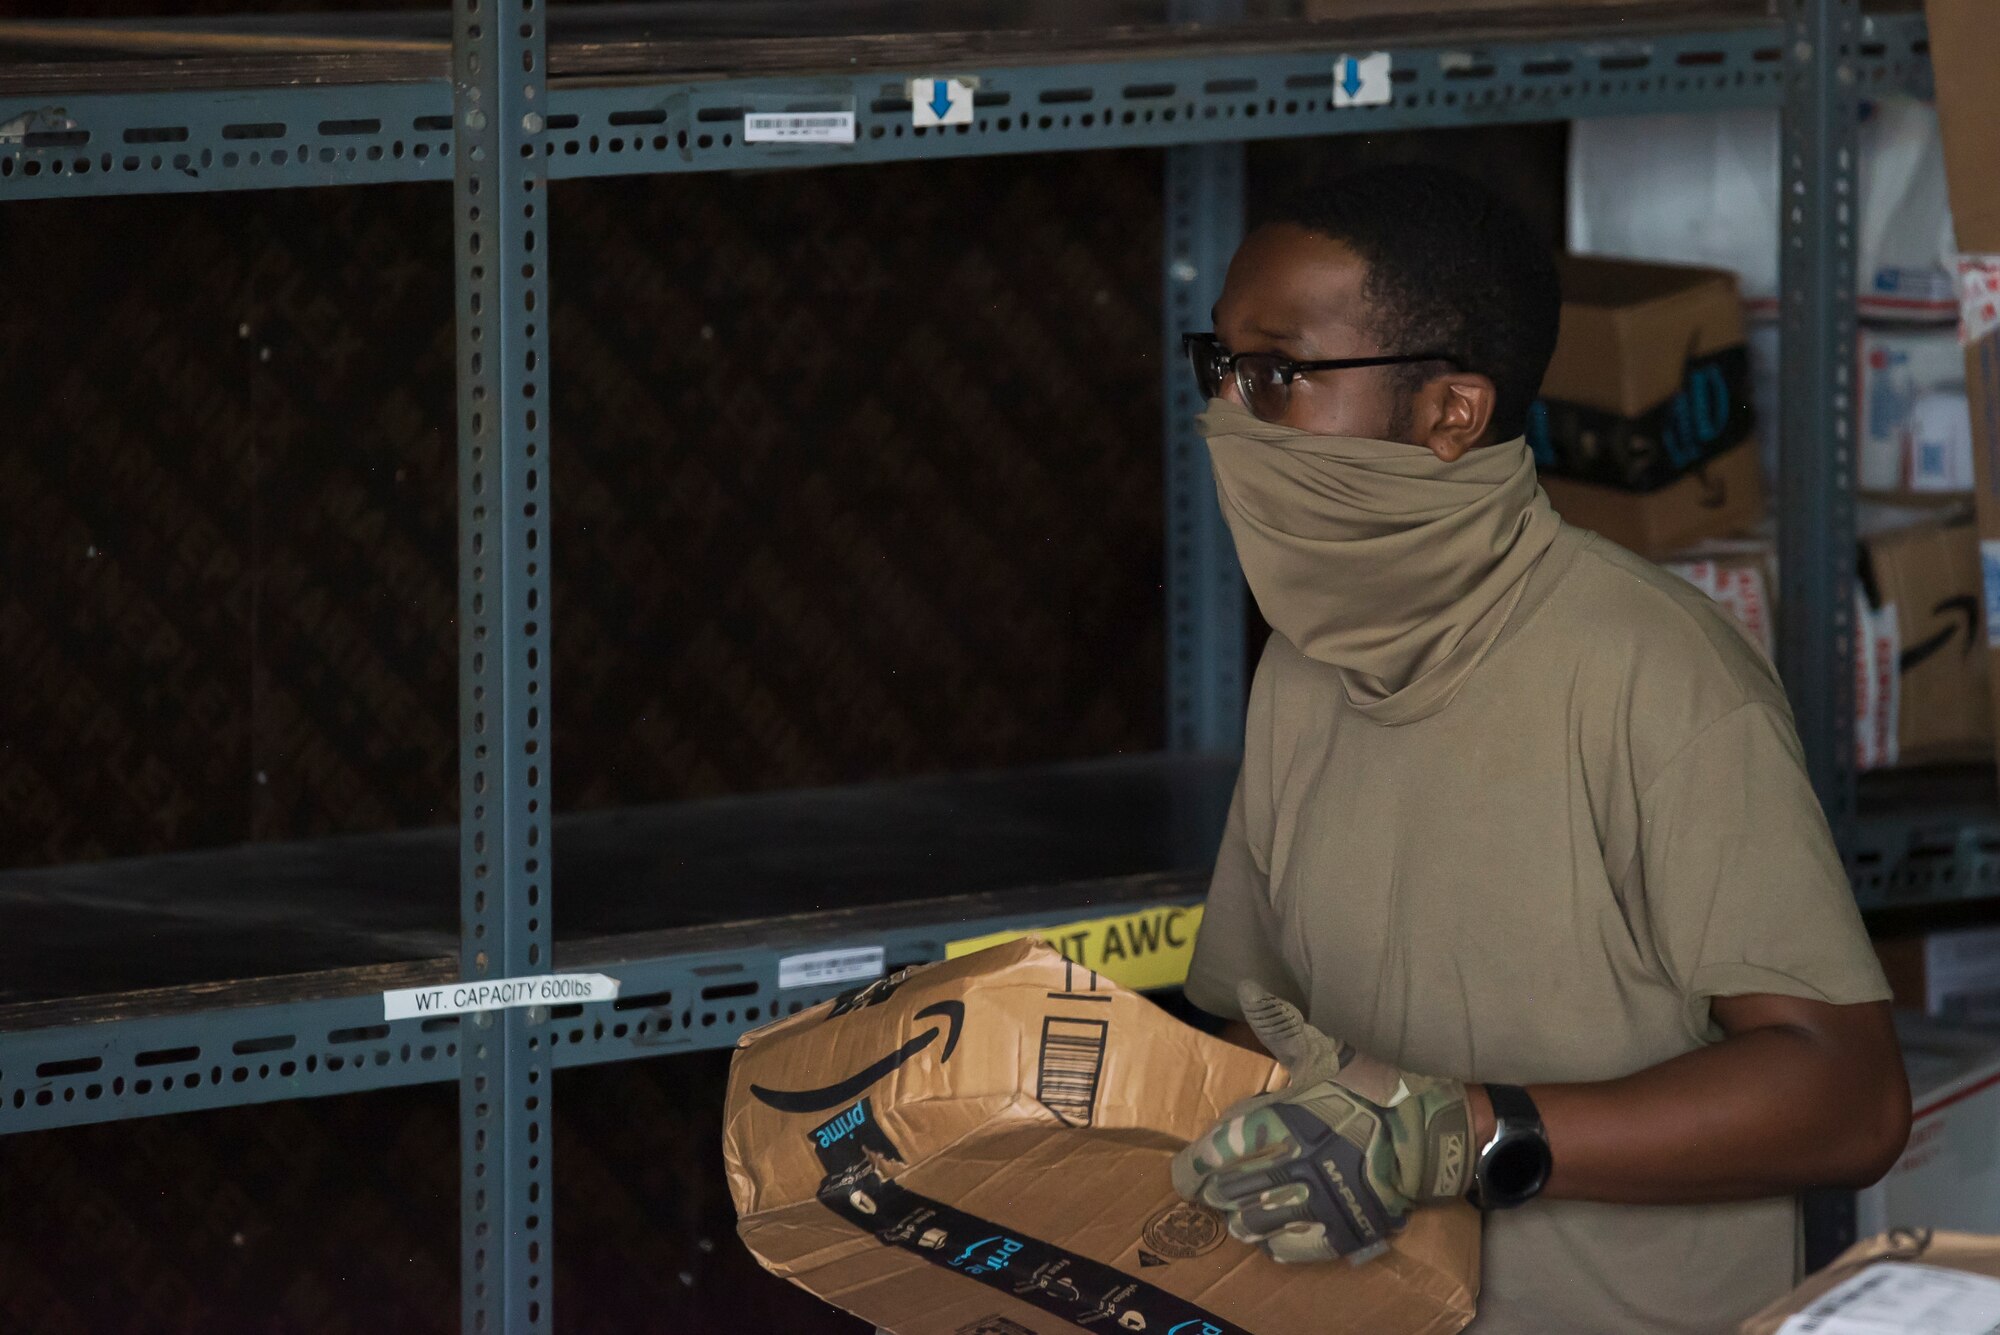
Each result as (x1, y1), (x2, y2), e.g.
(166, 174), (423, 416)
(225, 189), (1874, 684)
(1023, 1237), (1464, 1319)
(1472, 1002), (1909, 1205)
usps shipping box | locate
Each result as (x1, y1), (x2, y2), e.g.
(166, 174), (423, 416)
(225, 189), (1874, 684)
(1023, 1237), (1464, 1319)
(1857, 1016), (2000, 1240)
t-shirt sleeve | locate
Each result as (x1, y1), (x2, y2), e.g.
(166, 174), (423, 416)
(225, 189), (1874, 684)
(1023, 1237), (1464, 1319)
(1183, 775), (1306, 1022)
(1637, 701), (1890, 1042)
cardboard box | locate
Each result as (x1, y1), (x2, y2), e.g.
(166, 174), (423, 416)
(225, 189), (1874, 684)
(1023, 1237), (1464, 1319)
(1926, 0), (2000, 790)
(1856, 1016), (2000, 1242)
(1540, 438), (1764, 559)
(1532, 257), (1754, 490)
(725, 938), (1481, 1335)
(1543, 256), (1746, 416)
(1862, 518), (1994, 764)
(1664, 538), (1777, 660)
(1739, 1231), (2000, 1335)
(1876, 927), (2000, 1022)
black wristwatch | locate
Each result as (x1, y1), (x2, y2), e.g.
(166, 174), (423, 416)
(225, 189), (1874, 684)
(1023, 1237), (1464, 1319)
(1469, 1083), (1552, 1210)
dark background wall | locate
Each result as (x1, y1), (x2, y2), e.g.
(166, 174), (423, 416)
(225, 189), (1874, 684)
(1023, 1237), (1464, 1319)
(0, 64), (1565, 1326)
(4, 155), (1171, 869)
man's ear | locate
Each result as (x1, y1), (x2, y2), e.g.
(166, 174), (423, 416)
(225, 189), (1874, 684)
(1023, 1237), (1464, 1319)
(1417, 373), (1498, 463)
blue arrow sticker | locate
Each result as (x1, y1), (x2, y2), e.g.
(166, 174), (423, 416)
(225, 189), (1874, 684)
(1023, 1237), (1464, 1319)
(910, 75), (973, 126)
(1331, 52), (1390, 106)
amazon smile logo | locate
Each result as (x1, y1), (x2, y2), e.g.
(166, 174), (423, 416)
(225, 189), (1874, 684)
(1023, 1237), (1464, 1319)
(749, 1000), (965, 1113)
(1900, 595), (1980, 673)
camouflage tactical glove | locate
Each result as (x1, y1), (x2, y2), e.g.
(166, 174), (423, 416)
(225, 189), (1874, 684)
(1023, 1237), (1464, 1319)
(1169, 981), (1473, 1264)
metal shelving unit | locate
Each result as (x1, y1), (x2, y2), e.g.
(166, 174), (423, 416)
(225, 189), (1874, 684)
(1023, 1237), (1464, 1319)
(0, 2), (1942, 1328)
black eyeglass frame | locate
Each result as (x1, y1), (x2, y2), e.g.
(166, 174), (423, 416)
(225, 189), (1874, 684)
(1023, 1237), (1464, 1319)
(1182, 331), (1462, 415)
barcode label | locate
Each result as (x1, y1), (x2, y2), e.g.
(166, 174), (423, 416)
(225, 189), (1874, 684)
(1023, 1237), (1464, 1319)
(1037, 1016), (1108, 1127)
(744, 111), (856, 144)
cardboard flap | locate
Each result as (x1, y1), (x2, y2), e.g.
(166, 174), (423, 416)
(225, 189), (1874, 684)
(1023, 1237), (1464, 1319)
(1926, 0), (2000, 254)
(1543, 256), (1746, 416)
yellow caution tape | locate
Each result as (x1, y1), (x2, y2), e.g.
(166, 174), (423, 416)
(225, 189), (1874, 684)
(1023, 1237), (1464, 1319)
(946, 903), (1204, 992)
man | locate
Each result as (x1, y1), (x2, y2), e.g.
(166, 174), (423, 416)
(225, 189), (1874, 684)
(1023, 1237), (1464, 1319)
(1171, 166), (1909, 1334)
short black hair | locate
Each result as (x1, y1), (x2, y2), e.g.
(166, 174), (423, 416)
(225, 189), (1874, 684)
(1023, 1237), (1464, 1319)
(1266, 165), (1560, 441)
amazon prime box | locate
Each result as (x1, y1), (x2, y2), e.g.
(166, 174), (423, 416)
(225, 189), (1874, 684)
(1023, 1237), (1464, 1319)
(723, 937), (1481, 1335)
(1539, 439), (1763, 559)
(1862, 516), (1993, 766)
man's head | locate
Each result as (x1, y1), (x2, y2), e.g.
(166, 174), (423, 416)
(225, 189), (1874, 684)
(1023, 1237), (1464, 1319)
(1209, 165), (1560, 461)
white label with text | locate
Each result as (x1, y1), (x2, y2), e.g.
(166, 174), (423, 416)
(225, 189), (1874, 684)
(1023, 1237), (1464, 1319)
(778, 947), (885, 990)
(1776, 1262), (2000, 1334)
(383, 973), (620, 1021)
(744, 112), (856, 144)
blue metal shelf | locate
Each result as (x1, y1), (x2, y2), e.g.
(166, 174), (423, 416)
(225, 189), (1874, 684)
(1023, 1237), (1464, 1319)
(0, 751), (1233, 1135)
(0, 12), (1931, 200)
(1853, 768), (2000, 913)
(0, 0), (1937, 1321)
(0, 870), (1204, 1136)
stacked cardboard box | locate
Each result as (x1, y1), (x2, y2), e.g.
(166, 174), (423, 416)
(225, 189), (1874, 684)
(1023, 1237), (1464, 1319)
(1535, 257), (1765, 558)
(1861, 516), (1994, 766)
(1651, 510), (1991, 769)
(1663, 537), (1777, 661)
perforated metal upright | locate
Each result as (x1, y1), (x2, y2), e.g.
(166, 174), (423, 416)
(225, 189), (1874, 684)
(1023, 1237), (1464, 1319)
(1163, 141), (1248, 754)
(1778, 0), (1862, 857)
(452, 1), (555, 1329)
(1779, 0), (1862, 1271)
(1163, 0), (1249, 755)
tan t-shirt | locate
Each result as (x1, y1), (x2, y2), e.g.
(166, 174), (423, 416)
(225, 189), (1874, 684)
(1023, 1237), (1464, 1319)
(1184, 523), (1889, 1335)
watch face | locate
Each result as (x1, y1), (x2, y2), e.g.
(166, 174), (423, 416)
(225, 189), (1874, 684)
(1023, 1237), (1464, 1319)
(1484, 1132), (1552, 1204)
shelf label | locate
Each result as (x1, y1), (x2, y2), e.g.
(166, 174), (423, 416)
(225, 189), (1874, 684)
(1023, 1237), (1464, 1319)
(745, 111), (856, 144)
(383, 972), (620, 1021)
(946, 904), (1204, 992)
(909, 77), (976, 128)
(779, 946), (886, 990)
(1332, 52), (1392, 108)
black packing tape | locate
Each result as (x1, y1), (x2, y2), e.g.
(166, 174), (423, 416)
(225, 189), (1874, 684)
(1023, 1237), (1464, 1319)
(1530, 345), (1755, 492)
(809, 1098), (1248, 1335)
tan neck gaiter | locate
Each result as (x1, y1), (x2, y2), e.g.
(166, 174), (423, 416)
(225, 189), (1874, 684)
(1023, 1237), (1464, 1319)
(1199, 398), (1560, 725)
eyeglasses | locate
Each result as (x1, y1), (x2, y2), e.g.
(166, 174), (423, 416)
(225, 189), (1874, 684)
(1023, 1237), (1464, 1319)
(1183, 332), (1459, 423)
